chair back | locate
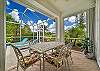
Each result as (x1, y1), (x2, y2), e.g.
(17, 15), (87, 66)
(33, 39), (38, 44)
(66, 42), (73, 51)
(10, 44), (25, 67)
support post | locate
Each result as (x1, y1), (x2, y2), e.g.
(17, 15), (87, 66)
(0, 0), (5, 71)
(56, 15), (64, 42)
(86, 8), (95, 41)
(86, 8), (95, 56)
(37, 24), (39, 42)
(43, 22), (44, 42)
(20, 24), (21, 41)
(33, 26), (34, 41)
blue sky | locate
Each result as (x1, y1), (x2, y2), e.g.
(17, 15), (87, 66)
(6, 0), (78, 32)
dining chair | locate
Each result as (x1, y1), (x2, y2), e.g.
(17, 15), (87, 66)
(10, 44), (41, 71)
(45, 47), (70, 71)
(65, 42), (73, 64)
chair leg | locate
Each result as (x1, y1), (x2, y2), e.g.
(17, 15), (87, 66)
(52, 49), (53, 52)
(70, 55), (73, 64)
(40, 59), (41, 71)
(64, 59), (67, 71)
(56, 66), (58, 71)
(66, 59), (70, 71)
(23, 69), (26, 71)
(17, 62), (19, 71)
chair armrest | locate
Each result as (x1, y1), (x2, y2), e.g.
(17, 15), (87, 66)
(19, 46), (30, 50)
(19, 46), (32, 54)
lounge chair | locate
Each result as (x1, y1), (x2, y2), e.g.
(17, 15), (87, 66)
(15, 38), (29, 48)
(29, 39), (38, 45)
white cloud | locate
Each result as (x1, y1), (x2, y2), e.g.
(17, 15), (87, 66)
(48, 29), (56, 33)
(27, 21), (33, 26)
(9, 9), (20, 22)
(64, 18), (69, 21)
(47, 18), (50, 21)
(37, 20), (48, 27)
(6, 1), (10, 6)
(64, 26), (68, 30)
(48, 22), (56, 29)
(68, 16), (76, 22)
(42, 20), (48, 26)
(37, 20), (42, 24)
(64, 23), (77, 30)
(64, 25), (72, 30)
(48, 22), (56, 33)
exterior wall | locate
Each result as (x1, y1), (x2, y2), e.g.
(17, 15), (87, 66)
(0, 0), (5, 71)
(95, 0), (100, 67)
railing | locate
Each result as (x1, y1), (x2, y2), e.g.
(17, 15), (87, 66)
(64, 38), (84, 47)
(6, 36), (56, 43)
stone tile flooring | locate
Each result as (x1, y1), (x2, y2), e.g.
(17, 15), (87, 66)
(6, 47), (100, 71)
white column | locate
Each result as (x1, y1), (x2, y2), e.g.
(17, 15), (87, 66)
(0, 0), (5, 71)
(33, 26), (34, 41)
(39, 25), (40, 43)
(20, 24), (22, 41)
(56, 15), (64, 42)
(86, 7), (95, 57)
(86, 8), (95, 41)
(43, 22), (44, 42)
(95, 0), (100, 67)
(37, 24), (39, 42)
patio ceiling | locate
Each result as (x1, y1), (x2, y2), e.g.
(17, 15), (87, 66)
(34, 0), (95, 17)
(13, 0), (95, 18)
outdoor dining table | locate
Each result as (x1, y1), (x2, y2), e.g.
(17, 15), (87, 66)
(30, 42), (65, 71)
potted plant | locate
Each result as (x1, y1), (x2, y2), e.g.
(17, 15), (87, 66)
(81, 37), (95, 59)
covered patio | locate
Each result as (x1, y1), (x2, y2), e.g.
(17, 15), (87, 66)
(0, 0), (100, 71)
(6, 47), (99, 71)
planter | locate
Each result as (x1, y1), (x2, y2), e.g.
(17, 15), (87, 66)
(85, 53), (95, 60)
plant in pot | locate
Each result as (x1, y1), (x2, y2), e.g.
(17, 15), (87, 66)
(81, 37), (95, 59)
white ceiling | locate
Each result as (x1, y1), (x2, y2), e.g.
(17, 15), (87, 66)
(35, 0), (95, 17)
(14, 0), (95, 18)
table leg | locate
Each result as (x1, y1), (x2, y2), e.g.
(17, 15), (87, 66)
(43, 53), (45, 71)
(40, 58), (41, 71)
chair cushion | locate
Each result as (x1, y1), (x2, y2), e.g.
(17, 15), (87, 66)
(45, 54), (63, 68)
(19, 54), (40, 67)
(22, 38), (28, 43)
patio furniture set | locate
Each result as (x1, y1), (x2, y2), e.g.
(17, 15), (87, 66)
(10, 41), (73, 71)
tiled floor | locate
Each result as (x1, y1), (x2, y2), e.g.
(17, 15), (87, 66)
(6, 47), (100, 71)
